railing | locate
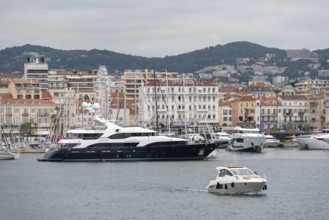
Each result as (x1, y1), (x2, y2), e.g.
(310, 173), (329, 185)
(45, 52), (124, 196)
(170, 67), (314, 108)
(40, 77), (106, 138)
(37, 113), (49, 117)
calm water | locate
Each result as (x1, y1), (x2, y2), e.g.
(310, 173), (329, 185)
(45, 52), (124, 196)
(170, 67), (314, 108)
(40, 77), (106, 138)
(1, 148), (329, 220)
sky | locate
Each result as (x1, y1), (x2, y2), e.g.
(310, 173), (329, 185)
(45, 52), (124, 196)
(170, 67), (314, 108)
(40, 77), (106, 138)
(1, 0), (329, 57)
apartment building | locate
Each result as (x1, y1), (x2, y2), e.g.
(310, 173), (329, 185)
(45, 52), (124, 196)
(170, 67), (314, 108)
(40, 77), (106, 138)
(139, 80), (220, 130)
(308, 93), (325, 129)
(279, 95), (309, 130)
(295, 79), (329, 92)
(0, 92), (56, 137)
(257, 96), (281, 130)
(24, 56), (49, 90)
(123, 69), (180, 101)
(218, 100), (232, 127)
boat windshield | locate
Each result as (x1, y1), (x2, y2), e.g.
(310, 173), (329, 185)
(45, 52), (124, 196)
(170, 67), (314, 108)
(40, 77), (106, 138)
(230, 168), (255, 175)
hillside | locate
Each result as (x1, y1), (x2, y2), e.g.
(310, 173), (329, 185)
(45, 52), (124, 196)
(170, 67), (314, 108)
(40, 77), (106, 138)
(0, 42), (288, 74)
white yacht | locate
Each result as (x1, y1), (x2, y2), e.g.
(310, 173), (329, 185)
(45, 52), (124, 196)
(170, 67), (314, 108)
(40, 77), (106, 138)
(227, 127), (265, 152)
(207, 165), (267, 194)
(297, 133), (329, 150)
(264, 134), (280, 148)
(210, 132), (231, 148)
(181, 133), (205, 142)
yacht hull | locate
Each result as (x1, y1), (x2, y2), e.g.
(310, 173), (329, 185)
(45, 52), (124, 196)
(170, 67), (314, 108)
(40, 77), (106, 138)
(37, 143), (218, 162)
(227, 145), (262, 153)
(0, 156), (15, 160)
(297, 136), (329, 150)
(207, 181), (267, 194)
(0, 151), (17, 160)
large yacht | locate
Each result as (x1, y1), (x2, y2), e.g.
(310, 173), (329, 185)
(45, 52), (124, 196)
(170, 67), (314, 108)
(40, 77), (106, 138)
(37, 115), (218, 162)
(227, 127), (265, 152)
(296, 133), (329, 150)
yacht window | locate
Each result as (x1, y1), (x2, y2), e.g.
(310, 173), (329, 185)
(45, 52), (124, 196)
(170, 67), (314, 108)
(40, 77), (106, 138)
(218, 170), (225, 177)
(109, 133), (131, 139)
(231, 168), (255, 175)
(218, 169), (233, 177)
(236, 138), (244, 143)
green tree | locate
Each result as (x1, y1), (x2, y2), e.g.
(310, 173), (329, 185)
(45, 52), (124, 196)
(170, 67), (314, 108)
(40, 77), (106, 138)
(20, 122), (36, 136)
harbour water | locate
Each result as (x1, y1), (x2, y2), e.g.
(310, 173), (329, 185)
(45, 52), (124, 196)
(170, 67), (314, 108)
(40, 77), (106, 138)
(1, 148), (329, 220)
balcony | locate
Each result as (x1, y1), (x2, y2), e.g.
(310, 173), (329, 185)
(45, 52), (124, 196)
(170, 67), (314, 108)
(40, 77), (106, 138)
(22, 113), (29, 117)
(5, 113), (12, 116)
(37, 113), (49, 117)
(261, 113), (276, 116)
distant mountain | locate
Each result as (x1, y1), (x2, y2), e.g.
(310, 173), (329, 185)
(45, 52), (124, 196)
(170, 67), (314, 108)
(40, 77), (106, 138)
(0, 42), (327, 74)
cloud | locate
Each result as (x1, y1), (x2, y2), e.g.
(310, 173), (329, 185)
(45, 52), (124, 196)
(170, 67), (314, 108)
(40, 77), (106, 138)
(1, 0), (329, 57)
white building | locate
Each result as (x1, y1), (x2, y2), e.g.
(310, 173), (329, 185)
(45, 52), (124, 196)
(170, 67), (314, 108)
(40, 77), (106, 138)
(24, 56), (49, 90)
(139, 80), (220, 132)
(279, 95), (309, 130)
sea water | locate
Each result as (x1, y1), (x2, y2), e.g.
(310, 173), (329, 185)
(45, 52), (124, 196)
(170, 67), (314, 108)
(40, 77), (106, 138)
(1, 148), (329, 220)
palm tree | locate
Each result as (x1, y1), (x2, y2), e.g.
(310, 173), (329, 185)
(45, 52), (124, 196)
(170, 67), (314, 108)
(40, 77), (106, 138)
(298, 111), (305, 130)
(274, 88), (281, 130)
(320, 115), (325, 129)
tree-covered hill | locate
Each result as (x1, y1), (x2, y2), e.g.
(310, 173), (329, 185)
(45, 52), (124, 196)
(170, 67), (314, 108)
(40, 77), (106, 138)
(3, 42), (329, 78)
(0, 42), (288, 74)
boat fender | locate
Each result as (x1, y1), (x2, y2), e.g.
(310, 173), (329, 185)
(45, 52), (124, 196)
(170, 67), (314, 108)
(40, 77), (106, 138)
(225, 184), (228, 190)
(231, 182), (235, 188)
(263, 185), (267, 190)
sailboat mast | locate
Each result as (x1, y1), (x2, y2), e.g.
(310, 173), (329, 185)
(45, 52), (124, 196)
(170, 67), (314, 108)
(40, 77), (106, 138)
(154, 69), (159, 132)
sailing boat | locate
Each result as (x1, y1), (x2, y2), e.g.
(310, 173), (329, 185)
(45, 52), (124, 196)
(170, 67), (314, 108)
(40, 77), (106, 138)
(0, 125), (19, 160)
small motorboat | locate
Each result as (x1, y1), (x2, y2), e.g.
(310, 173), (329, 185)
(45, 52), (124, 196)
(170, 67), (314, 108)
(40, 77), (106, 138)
(0, 150), (19, 160)
(264, 134), (281, 148)
(207, 165), (267, 194)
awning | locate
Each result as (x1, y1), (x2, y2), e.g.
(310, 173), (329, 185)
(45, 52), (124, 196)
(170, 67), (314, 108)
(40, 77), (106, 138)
(35, 130), (50, 135)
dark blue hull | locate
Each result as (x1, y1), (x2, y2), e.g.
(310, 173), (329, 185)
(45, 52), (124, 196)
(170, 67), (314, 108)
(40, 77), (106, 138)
(37, 143), (218, 162)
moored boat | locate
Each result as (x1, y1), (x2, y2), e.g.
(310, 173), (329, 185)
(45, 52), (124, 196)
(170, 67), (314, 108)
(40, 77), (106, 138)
(37, 115), (218, 162)
(207, 165), (267, 194)
(264, 134), (281, 148)
(297, 134), (329, 150)
(210, 132), (231, 149)
(227, 127), (265, 152)
(0, 150), (19, 160)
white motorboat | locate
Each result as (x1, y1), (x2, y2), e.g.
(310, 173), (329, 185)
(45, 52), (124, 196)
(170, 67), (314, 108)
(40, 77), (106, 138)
(0, 150), (19, 160)
(264, 134), (280, 148)
(227, 127), (265, 152)
(207, 165), (267, 194)
(297, 134), (329, 150)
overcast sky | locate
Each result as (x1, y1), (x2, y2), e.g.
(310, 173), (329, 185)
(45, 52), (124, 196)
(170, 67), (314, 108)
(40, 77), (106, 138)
(1, 0), (328, 57)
